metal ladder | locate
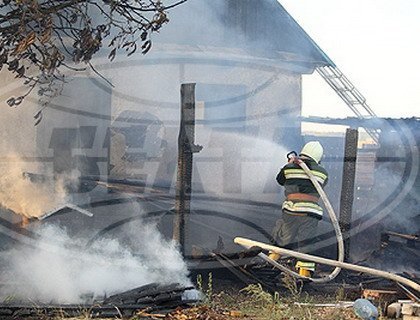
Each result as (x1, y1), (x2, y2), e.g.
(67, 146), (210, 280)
(316, 65), (379, 144)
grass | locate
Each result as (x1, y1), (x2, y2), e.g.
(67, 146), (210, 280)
(213, 285), (360, 320)
(10, 277), (391, 319)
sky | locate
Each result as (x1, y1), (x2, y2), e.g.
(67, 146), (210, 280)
(279, 0), (420, 119)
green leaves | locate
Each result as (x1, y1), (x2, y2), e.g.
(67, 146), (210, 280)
(0, 0), (184, 110)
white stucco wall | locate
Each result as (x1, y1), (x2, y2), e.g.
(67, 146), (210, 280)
(0, 45), (306, 202)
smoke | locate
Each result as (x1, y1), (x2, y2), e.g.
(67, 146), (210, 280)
(353, 161), (419, 234)
(373, 164), (418, 234)
(0, 0), (350, 302)
(0, 154), (68, 218)
(0, 221), (190, 303)
(0, 156), (190, 304)
(194, 128), (288, 198)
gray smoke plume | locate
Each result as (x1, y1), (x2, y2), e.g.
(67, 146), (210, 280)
(1, 0), (391, 303)
(0, 220), (190, 303)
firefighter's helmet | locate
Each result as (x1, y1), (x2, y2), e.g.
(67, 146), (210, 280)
(300, 141), (324, 163)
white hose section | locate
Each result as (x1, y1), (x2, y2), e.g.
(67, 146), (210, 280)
(295, 159), (345, 283)
(262, 158), (345, 283)
(233, 159), (419, 291)
(234, 237), (420, 293)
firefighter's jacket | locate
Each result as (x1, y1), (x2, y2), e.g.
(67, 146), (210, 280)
(276, 158), (328, 220)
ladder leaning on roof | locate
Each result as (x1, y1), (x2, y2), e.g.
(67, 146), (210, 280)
(316, 65), (380, 144)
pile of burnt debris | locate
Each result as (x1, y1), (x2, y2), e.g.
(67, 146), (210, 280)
(0, 231), (418, 319)
(194, 249), (419, 297)
(188, 240), (420, 319)
(0, 283), (202, 319)
(188, 231), (420, 306)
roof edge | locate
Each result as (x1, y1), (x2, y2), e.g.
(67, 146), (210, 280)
(276, 1), (336, 67)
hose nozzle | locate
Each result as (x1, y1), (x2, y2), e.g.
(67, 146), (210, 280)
(286, 151), (298, 161)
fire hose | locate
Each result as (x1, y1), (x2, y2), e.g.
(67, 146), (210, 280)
(234, 157), (420, 292)
(295, 158), (344, 283)
(255, 156), (344, 283)
(234, 237), (420, 293)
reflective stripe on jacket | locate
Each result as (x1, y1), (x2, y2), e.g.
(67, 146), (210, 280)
(283, 168), (327, 185)
(276, 158), (328, 220)
(282, 200), (323, 219)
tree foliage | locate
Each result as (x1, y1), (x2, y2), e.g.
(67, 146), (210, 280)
(0, 0), (187, 107)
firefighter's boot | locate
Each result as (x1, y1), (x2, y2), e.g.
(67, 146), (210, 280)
(268, 252), (281, 261)
(295, 261), (315, 277)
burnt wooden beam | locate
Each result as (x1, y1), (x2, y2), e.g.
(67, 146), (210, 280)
(173, 83), (202, 256)
(0, 283), (198, 319)
(339, 128), (359, 261)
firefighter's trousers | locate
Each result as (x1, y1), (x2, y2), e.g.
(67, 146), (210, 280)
(272, 212), (318, 253)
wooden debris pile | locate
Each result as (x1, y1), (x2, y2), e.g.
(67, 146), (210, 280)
(0, 283), (201, 319)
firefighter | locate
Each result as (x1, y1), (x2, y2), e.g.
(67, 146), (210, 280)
(271, 141), (328, 277)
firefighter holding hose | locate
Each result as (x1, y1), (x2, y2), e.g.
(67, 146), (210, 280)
(271, 141), (328, 277)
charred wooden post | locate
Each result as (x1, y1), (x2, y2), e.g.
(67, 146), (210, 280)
(339, 128), (359, 261)
(173, 83), (202, 256)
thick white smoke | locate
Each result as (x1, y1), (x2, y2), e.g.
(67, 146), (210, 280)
(0, 221), (190, 303)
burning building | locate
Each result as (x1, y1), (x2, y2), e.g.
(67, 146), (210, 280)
(33, 0), (333, 190)
(0, 0), (418, 303)
(0, 1), (336, 248)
